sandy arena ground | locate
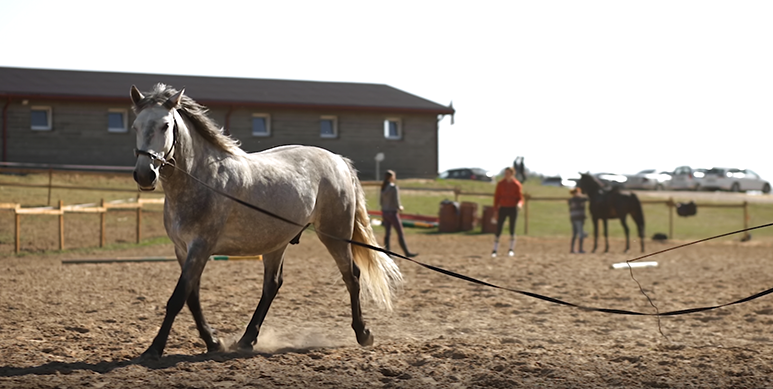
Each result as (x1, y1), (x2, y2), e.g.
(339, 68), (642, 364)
(1, 233), (772, 388)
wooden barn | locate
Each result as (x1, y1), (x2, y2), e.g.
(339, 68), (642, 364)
(0, 67), (454, 178)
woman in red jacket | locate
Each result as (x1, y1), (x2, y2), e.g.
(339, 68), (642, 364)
(492, 167), (523, 257)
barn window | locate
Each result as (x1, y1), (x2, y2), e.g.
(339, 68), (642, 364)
(30, 106), (52, 131)
(320, 116), (337, 138)
(384, 118), (401, 140)
(108, 109), (128, 133)
(252, 114), (271, 137)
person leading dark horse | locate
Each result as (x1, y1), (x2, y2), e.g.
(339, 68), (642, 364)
(577, 173), (645, 253)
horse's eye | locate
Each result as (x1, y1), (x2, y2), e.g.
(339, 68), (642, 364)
(162, 123), (170, 131)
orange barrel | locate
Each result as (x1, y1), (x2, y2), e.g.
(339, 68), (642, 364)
(481, 205), (498, 234)
(459, 201), (478, 231)
(438, 201), (460, 233)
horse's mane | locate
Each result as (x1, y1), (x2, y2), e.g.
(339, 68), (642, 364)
(133, 84), (243, 155)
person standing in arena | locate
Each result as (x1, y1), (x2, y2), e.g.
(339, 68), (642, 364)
(380, 170), (418, 258)
(491, 167), (523, 257)
(568, 187), (588, 253)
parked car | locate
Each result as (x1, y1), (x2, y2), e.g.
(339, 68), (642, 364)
(438, 168), (494, 182)
(541, 174), (579, 187)
(667, 166), (703, 191)
(541, 176), (563, 187)
(624, 169), (672, 190)
(700, 168), (770, 193)
(593, 172), (628, 188)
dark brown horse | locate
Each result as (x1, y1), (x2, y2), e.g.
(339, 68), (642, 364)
(577, 173), (645, 253)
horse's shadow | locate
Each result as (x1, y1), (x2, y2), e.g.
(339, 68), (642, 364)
(0, 346), (332, 377)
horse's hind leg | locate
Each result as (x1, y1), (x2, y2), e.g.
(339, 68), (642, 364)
(591, 218), (599, 253)
(236, 246), (287, 351)
(603, 219), (610, 253)
(319, 235), (373, 347)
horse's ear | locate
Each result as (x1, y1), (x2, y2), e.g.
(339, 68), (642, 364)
(130, 85), (144, 106)
(165, 88), (185, 109)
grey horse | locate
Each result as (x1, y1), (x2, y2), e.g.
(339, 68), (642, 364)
(131, 83), (402, 360)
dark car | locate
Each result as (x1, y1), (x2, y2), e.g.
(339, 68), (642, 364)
(438, 168), (494, 182)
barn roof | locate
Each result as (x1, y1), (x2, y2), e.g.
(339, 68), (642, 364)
(0, 67), (454, 115)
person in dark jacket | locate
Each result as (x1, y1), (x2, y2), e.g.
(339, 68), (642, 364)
(380, 170), (418, 257)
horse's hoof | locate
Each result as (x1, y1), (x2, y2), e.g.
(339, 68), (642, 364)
(234, 340), (254, 353)
(206, 339), (225, 354)
(139, 347), (161, 362)
(357, 329), (374, 347)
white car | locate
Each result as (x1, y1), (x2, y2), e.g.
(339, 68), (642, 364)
(667, 166), (703, 191)
(624, 169), (672, 190)
(700, 168), (771, 193)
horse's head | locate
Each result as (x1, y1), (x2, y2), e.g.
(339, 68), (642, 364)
(130, 85), (184, 191)
(577, 172), (598, 193)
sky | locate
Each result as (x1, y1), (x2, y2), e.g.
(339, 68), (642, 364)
(1, 1), (772, 179)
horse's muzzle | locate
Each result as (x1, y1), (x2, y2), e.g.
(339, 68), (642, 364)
(133, 159), (159, 191)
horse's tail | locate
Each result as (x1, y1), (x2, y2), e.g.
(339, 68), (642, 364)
(346, 160), (403, 311)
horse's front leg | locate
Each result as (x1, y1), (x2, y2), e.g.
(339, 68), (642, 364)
(591, 218), (599, 253)
(620, 216), (630, 253)
(603, 219), (610, 253)
(187, 277), (222, 353)
(236, 246), (287, 351)
(141, 240), (212, 360)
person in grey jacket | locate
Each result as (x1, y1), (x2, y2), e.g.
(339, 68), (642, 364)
(380, 170), (418, 257)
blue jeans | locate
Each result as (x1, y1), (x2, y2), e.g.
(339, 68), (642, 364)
(571, 219), (585, 252)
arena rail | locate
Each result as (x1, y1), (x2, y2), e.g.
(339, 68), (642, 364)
(4, 196), (165, 253)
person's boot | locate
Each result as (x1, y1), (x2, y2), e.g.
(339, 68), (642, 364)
(578, 237), (585, 254)
(398, 237), (418, 258)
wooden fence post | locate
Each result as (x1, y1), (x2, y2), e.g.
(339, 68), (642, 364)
(58, 200), (64, 250)
(668, 197), (674, 239)
(100, 198), (106, 248)
(136, 194), (142, 244)
(47, 169), (54, 206)
(523, 194), (530, 235)
(15, 213), (20, 253)
(743, 201), (750, 240)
